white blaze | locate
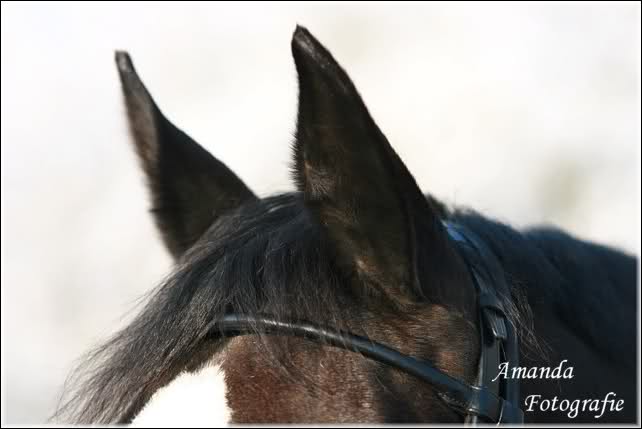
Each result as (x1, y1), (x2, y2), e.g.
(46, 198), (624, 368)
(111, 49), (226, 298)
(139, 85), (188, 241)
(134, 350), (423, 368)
(131, 363), (230, 427)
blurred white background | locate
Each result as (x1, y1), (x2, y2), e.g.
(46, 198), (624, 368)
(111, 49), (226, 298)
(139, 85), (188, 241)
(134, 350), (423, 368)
(1, 2), (640, 424)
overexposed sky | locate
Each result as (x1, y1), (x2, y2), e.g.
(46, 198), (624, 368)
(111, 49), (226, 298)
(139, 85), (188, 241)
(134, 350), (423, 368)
(1, 2), (640, 424)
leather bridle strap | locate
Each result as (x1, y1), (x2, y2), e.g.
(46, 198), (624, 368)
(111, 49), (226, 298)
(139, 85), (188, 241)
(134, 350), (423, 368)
(204, 222), (524, 424)
(445, 221), (523, 424)
(206, 314), (519, 423)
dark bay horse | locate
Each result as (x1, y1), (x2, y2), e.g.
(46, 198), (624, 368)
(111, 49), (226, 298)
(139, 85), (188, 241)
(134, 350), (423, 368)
(57, 26), (638, 424)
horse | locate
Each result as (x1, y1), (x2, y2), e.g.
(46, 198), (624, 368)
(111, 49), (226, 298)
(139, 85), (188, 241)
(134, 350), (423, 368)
(56, 26), (638, 425)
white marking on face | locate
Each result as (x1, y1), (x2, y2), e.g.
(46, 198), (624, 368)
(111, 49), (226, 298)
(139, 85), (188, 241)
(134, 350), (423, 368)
(131, 362), (230, 427)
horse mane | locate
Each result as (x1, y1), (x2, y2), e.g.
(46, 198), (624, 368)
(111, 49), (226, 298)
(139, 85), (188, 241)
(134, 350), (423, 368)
(55, 191), (636, 423)
(451, 209), (637, 365)
(55, 194), (354, 423)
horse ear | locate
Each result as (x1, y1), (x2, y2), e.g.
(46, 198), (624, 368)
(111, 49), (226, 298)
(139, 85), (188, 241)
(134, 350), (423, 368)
(291, 27), (458, 304)
(115, 51), (256, 259)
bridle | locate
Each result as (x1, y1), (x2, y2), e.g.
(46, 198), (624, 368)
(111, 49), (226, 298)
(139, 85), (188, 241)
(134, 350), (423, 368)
(208, 222), (523, 423)
(207, 222), (524, 424)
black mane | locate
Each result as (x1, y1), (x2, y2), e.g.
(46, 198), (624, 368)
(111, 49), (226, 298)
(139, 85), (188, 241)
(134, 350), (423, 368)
(452, 209), (637, 365)
(57, 192), (636, 423)
(57, 194), (354, 423)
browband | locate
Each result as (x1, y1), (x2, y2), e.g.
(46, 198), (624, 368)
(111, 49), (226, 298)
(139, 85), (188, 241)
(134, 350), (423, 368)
(206, 222), (524, 424)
